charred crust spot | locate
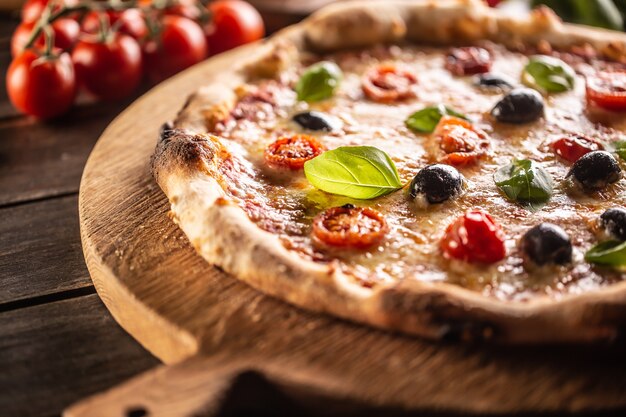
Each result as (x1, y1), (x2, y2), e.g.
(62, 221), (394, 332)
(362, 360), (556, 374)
(379, 288), (500, 342)
(437, 321), (497, 343)
(151, 126), (224, 185)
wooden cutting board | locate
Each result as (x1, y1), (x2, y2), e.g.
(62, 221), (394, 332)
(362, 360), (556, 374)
(67, 39), (626, 417)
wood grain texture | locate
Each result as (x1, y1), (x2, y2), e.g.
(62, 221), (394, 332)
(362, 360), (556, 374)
(70, 38), (626, 416)
(0, 194), (93, 304)
(0, 294), (158, 417)
(0, 101), (136, 206)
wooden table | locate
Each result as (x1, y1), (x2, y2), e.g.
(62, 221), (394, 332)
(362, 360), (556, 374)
(2, 2), (626, 416)
(0, 4), (314, 416)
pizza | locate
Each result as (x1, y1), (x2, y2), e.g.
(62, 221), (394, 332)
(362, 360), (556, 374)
(152, 0), (626, 343)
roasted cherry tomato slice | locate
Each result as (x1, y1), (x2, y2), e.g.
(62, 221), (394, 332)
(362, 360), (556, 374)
(445, 47), (492, 76)
(551, 135), (603, 163)
(586, 70), (626, 111)
(362, 64), (417, 103)
(434, 116), (489, 166)
(264, 134), (325, 169)
(312, 204), (388, 249)
(441, 209), (506, 264)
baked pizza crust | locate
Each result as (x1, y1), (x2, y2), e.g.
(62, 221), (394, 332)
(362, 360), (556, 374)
(153, 0), (626, 343)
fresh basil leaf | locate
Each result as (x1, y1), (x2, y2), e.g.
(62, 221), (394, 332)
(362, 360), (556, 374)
(295, 61), (343, 102)
(303, 146), (402, 199)
(494, 159), (553, 208)
(405, 104), (468, 133)
(522, 55), (576, 93)
(613, 140), (626, 160)
(585, 240), (626, 267)
(532, 0), (623, 30)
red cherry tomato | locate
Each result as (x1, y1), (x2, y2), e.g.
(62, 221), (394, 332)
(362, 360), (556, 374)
(264, 134), (325, 169)
(11, 18), (80, 57)
(20, 0), (78, 23)
(551, 135), (604, 163)
(72, 33), (143, 101)
(312, 205), (388, 249)
(362, 64), (417, 103)
(82, 9), (148, 41)
(7, 50), (76, 119)
(586, 70), (626, 111)
(485, 0), (502, 6)
(143, 15), (208, 83)
(205, 0), (264, 55)
(445, 47), (492, 76)
(434, 116), (490, 166)
(441, 209), (506, 264)
(165, 2), (202, 21)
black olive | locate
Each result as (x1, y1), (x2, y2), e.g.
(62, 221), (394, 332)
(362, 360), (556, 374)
(600, 207), (626, 241)
(474, 73), (515, 91)
(409, 164), (464, 205)
(521, 223), (572, 266)
(292, 111), (341, 132)
(491, 88), (544, 124)
(567, 150), (622, 191)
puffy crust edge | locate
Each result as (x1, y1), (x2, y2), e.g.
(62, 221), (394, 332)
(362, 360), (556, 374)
(153, 0), (626, 343)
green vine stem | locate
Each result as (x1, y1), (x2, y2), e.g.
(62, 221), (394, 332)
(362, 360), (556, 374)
(21, 0), (211, 55)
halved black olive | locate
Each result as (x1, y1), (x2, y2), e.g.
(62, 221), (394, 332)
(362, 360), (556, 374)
(600, 207), (626, 241)
(474, 73), (515, 91)
(292, 111), (341, 132)
(567, 150), (622, 191)
(521, 223), (572, 266)
(409, 164), (464, 204)
(491, 88), (544, 124)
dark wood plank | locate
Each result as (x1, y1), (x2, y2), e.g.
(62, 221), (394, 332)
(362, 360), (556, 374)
(0, 293), (159, 417)
(0, 194), (93, 304)
(0, 18), (19, 118)
(0, 100), (134, 206)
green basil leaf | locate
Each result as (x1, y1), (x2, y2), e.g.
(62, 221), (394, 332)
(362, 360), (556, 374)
(522, 55), (576, 93)
(613, 140), (626, 160)
(532, 0), (623, 30)
(494, 159), (554, 208)
(405, 104), (468, 134)
(585, 240), (626, 267)
(303, 146), (402, 199)
(295, 61), (343, 102)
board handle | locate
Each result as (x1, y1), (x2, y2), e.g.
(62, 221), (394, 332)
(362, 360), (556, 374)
(63, 352), (385, 417)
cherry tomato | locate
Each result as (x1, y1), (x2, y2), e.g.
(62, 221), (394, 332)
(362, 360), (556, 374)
(362, 64), (417, 103)
(72, 33), (143, 101)
(205, 0), (264, 55)
(434, 116), (490, 166)
(551, 135), (604, 163)
(264, 134), (325, 169)
(20, 0), (77, 23)
(82, 9), (148, 41)
(445, 47), (492, 76)
(441, 209), (506, 264)
(486, 0), (502, 6)
(165, 2), (203, 21)
(7, 50), (76, 119)
(143, 15), (208, 83)
(312, 204), (388, 249)
(11, 18), (80, 57)
(586, 70), (626, 111)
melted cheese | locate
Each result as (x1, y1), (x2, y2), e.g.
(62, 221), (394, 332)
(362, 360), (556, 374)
(214, 43), (626, 301)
